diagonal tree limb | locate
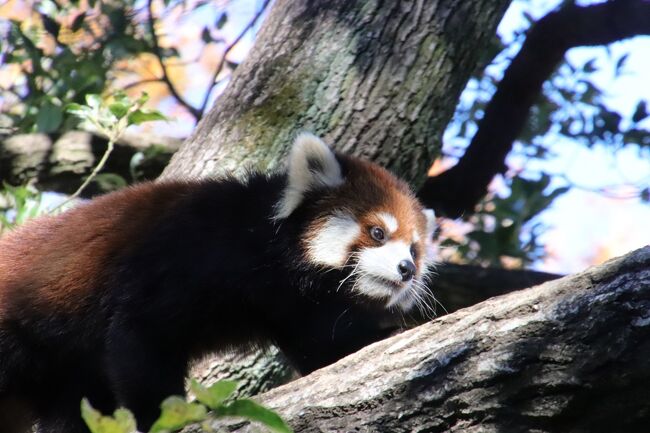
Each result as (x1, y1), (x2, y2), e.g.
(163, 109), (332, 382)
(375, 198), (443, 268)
(208, 246), (650, 433)
(418, 0), (650, 218)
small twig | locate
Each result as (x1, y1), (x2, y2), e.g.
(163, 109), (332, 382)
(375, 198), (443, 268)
(50, 131), (115, 213)
(56, 138), (115, 210)
(123, 78), (165, 90)
(197, 0), (271, 118)
(146, 0), (200, 120)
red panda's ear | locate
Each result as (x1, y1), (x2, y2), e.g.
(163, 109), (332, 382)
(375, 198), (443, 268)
(274, 133), (344, 219)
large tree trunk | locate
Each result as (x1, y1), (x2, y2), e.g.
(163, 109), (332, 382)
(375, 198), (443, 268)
(205, 246), (650, 433)
(161, 0), (510, 188)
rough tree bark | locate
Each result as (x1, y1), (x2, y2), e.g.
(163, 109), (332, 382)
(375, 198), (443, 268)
(161, 0), (510, 187)
(204, 246), (650, 433)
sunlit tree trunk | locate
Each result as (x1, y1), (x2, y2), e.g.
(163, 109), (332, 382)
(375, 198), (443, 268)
(161, 0), (509, 188)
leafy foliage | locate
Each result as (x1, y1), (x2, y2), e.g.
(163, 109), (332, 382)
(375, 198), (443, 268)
(0, 0), (264, 131)
(81, 399), (137, 433)
(81, 380), (293, 433)
(52, 91), (167, 210)
(1, 0), (149, 132)
(443, 174), (569, 267)
(0, 182), (43, 234)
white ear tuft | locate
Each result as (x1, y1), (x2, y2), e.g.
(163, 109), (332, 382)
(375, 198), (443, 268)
(274, 133), (344, 219)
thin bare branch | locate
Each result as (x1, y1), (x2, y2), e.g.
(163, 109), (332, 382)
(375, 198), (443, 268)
(146, 0), (201, 120)
(197, 0), (271, 119)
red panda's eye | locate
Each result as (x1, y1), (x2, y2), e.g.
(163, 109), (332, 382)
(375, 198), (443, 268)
(410, 244), (418, 260)
(370, 226), (385, 243)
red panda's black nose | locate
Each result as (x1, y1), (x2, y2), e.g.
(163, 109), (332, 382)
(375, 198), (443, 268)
(398, 260), (416, 282)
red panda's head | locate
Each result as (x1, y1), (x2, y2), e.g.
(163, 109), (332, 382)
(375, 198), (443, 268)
(275, 133), (436, 313)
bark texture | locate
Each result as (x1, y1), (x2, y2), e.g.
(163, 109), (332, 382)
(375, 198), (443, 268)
(0, 131), (179, 195)
(207, 246), (650, 433)
(162, 0), (510, 188)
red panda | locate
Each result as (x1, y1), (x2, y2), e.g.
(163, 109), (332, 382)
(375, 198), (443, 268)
(0, 133), (435, 433)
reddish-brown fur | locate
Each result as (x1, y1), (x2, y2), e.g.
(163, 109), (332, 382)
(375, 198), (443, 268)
(0, 143), (432, 433)
(303, 156), (428, 270)
(0, 182), (191, 314)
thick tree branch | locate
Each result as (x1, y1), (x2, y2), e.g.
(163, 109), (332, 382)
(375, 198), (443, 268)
(0, 131), (179, 195)
(418, 0), (650, 217)
(206, 246), (650, 433)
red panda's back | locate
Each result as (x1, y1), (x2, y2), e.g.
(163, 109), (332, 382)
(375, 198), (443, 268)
(0, 182), (192, 317)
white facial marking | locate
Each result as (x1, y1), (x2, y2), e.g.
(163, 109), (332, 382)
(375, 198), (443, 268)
(357, 240), (412, 284)
(275, 133), (344, 219)
(413, 229), (420, 243)
(378, 212), (398, 234)
(387, 284), (417, 309)
(307, 213), (360, 267)
(351, 239), (435, 313)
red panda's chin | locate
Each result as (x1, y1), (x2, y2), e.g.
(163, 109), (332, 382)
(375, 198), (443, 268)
(354, 274), (413, 311)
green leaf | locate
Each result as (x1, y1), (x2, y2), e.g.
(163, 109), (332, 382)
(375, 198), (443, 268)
(113, 90), (130, 104)
(135, 91), (150, 107)
(81, 398), (137, 433)
(85, 94), (102, 109)
(215, 399), (293, 433)
(108, 102), (129, 119)
(36, 102), (63, 133)
(40, 13), (60, 39)
(201, 27), (212, 43)
(615, 53), (629, 76)
(127, 109), (167, 126)
(582, 58), (597, 73)
(90, 173), (128, 192)
(150, 396), (208, 433)
(641, 188), (650, 203)
(190, 379), (238, 409)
